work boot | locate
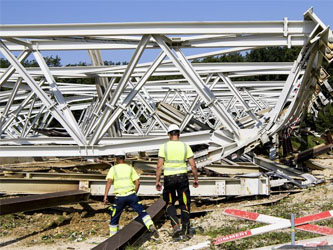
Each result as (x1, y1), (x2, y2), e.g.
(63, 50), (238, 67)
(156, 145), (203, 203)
(181, 224), (193, 240)
(172, 224), (182, 238)
(149, 225), (159, 238)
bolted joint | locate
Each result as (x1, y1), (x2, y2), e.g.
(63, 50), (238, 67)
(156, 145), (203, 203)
(170, 37), (183, 48)
(59, 103), (68, 111)
(171, 41), (183, 47)
(205, 98), (217, 108)
(46, 102), (57, 111)
(105, 103), (115, 110)
(117, 104), (127, 110)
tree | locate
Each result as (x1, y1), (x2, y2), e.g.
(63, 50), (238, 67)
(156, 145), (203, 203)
(314, 103), (333, 133)
(0, 58), (10, 68)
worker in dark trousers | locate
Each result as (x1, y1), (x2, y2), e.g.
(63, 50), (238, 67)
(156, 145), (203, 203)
(104, 150), (158, 237)
(155, 124), (199, 240)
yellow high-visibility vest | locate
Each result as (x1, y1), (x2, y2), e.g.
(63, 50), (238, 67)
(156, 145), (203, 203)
(158, 140), (193, 176)
(105, 163), (139, 196)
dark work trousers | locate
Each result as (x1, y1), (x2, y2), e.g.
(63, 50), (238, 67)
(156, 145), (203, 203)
(110, 193), (151, 227)
(163, 174), (191, 228)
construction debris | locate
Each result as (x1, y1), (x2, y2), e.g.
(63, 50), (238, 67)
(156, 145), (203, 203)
(0, 7), (333, 250)
(92, 198), (165, 250)
(0, 190), (90, 215)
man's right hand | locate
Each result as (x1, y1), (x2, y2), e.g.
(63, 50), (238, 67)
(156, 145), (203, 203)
(193, 180), (199, 188)
(103, 197), (108, 204)
(155, 182), (162, 191)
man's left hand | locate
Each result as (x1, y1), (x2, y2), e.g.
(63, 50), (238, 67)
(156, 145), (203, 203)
(155, 182), (162, 191)
(193, 180), (199, 188)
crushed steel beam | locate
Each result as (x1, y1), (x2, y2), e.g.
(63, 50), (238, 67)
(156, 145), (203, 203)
(0, 8), (332, 165)
(0, 173), (270, 197)
(92, 198), (165, 250)
(0, 190), (90, 215)
(253, 156), (304, 178)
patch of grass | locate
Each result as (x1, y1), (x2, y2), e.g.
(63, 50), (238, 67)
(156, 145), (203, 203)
(41, 234), (55, 244)
(307, 135), (325, 148)
(291, 137), (302, 151)
(0, 214), (25, 230)
(69, 231), (86, 242)
(216, 231), (318, 250)
(320, 201), (333, 211)
(255, 200), (309, 219)
(54, 233), (64, 239)
(291, 135), (326, 151)
(125, 245), (145, 250)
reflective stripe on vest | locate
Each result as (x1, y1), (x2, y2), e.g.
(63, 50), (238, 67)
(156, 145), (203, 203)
(164, 166), (187, 172)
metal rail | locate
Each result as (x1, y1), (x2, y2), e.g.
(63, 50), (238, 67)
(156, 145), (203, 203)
(0, 190), (90, 215)
(92, 198), (165, 250)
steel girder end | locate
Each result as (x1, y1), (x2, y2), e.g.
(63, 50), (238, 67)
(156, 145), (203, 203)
(303, 7), (314, 19)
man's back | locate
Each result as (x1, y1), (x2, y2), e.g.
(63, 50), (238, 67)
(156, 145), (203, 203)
(106, 163), (139, 196)
(159, 140), (193, 176)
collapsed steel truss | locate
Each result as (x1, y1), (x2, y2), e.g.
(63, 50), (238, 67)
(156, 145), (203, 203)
(0, 8), (332, 164)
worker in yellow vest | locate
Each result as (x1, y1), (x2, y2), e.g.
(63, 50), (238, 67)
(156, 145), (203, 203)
(155, 124), (199, 240)
(104, 150), (158, 237)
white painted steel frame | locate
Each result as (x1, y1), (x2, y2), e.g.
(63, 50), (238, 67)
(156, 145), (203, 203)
(0, 8), (332, 162)
(0, 174), (270, 197)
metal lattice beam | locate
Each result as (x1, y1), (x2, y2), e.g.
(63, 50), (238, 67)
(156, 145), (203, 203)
(0, 8), (332, 164)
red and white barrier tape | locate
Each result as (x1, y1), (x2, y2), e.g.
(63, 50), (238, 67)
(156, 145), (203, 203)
(213, 209), (333, 245)
(224, 208), (333, 235)
(183, 209), (333, 249)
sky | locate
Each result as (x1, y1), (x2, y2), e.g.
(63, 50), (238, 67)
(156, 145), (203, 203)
(0, 0), (332, 65)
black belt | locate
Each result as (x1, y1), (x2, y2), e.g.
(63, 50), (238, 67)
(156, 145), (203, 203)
(165, 173), (187, 178)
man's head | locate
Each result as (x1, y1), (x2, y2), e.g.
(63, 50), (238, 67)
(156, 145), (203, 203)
(114, 150), (126, 163)
(167, 124), (180, 139)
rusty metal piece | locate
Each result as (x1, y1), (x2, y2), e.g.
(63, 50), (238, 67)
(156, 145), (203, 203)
(92, 198), (166, 250)
(0, 190), (90, 215)
(294, 143), (333, 163)
(321, 130), (333, 145)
